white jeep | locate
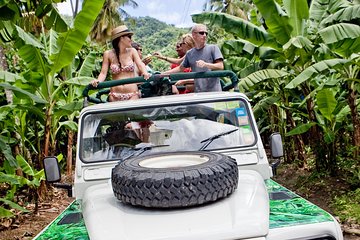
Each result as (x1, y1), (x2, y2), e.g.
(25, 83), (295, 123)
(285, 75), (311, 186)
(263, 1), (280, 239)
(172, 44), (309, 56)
(36, 72), (343, 240)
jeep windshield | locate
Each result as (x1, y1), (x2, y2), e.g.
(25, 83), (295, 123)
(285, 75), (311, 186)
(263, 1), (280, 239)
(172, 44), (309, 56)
(80, 99), (256, 163)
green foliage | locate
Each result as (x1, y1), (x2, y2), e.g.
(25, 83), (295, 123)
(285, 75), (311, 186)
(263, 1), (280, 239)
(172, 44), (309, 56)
(0, 153), (50, 219)
(0, 198), (29, 218)
(0, 0), (359, 226)
(252, 0), (293, 45)
(194, 0), (360, 175)
(124, 17), (188, 72)
(331, 188), (360, 222)
(316, 88), (337, 122)
(192, 12), (278, 49)
(286, 122), (317, 136)
(0, 0), (105, 222)
(51, 0), (105, 73)
(285, 59), (349, 89)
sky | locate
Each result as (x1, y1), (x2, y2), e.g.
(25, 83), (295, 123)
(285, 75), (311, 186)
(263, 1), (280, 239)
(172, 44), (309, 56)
(57, 0), (207, 28)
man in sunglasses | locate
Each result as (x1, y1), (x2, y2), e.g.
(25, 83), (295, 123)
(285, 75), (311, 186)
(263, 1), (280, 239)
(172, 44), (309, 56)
(164, 24), (224, 92)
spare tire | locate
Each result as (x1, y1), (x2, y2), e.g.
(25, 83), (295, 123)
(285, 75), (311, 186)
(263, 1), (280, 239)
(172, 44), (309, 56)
(111, 151), (238, 208)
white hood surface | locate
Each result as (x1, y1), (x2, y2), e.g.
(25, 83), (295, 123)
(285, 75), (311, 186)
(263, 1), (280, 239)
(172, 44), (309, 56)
(82, 170), (269, 240)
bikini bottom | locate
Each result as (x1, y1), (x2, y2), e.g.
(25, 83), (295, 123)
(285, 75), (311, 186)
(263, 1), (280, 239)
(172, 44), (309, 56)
(109, 91), (140, 101)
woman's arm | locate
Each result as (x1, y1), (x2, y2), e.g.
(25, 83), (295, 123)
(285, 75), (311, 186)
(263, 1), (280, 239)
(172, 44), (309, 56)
(153, 52), (184, 65)
(91, 51), (110, 86)
(174, 79), (194, 86)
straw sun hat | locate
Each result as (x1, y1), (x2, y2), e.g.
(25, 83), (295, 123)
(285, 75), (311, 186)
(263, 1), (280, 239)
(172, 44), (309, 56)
(111, 25), (133, 41)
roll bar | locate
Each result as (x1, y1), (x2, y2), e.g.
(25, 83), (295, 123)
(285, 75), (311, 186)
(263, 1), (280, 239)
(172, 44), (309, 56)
(82, 70), (239, 105)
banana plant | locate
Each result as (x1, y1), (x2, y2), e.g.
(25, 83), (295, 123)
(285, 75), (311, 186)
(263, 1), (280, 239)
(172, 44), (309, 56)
(192, 0), (360, 171)
(0, 153), (64, 218)
(0, 0), (105, 159)
(53, 50), (98, 175)
(192, 0), (308, 164)
(286, 85), (353, 173)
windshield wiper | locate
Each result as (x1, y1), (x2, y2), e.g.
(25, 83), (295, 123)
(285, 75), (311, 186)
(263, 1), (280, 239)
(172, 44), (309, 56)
(123, 144), (169, 161)
(199, 129), (238, 151)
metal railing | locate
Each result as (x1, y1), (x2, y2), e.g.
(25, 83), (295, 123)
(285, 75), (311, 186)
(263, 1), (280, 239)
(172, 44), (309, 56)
(82, 70), (239, 105)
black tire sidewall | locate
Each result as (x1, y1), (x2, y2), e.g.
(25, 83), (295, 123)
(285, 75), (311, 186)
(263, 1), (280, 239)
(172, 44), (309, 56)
(111, 151), (238, 208)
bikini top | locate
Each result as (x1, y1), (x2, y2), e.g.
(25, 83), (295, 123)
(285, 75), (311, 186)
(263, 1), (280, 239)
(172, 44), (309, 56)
(110, 62), (135, 74)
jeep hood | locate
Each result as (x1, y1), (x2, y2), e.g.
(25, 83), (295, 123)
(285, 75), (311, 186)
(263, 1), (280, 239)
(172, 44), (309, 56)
(82, 170), (269, 240)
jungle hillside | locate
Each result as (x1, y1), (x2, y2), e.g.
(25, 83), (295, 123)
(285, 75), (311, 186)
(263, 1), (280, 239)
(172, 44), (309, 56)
(0, 0), (360, 238)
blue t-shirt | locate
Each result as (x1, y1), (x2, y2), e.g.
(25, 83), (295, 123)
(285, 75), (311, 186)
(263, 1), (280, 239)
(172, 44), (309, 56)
(182, 44), (223, 92)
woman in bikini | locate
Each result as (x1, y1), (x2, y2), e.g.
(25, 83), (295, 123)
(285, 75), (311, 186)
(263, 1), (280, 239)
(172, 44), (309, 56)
(91, 25), (151, 101)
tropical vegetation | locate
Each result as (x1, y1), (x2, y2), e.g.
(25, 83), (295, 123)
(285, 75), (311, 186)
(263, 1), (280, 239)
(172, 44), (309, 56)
(0, 0), (359, 234)
(198, 0), (360, 173)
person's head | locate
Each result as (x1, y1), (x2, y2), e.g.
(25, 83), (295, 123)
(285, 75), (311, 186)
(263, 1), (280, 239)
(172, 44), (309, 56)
(111, 25), (133, 65)
(111, 25), (133, 50)
(132, 42), (143, 59)
(175, 41), (186, 58)
(191, 24), (208, 48)
(180, 34), (195, 52)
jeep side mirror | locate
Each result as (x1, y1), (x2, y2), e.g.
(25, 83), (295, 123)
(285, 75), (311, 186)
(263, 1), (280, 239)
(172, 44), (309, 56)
(43, 157), (73, 197)
(269, 133), (283, 176)
(43, 156), (61, 182)
(270, 132), (283, 158)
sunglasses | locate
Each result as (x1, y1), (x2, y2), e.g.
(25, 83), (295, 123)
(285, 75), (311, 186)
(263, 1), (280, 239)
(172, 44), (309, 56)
(195, 31), (208, 36)
(123, 34), (132, 39)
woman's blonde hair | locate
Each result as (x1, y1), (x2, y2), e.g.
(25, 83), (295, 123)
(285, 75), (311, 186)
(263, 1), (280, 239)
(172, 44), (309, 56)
(181, 34), (195, 50)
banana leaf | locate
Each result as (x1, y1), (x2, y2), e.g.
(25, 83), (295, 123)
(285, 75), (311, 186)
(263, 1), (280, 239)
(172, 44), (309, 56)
(253, 0), (292, 45)
(321, 4), (360, 27)
(192, 12), (280, 49)
(0, 71), (25, 83)
(78, 52), (97, 77)
(310, 0), (332, 26)
(50, 0), (105, 73)
(286, 122), (317, 136)
(285, 59), (349, 89)
(319, 23), (360, 44)
(240, 69), (289, 90)
(15, 25), (43, 48)
(0, 82), (47, 104)
(316, 88), (337, 121)
(283, 0), (309, 37)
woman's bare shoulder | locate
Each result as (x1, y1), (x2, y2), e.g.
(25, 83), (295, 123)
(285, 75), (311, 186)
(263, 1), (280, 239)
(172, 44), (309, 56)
(127, 48), (138, 59)
(126, 47), (137, 54)
(103, 50), (117, 64)
(104, 49), (116, 57)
